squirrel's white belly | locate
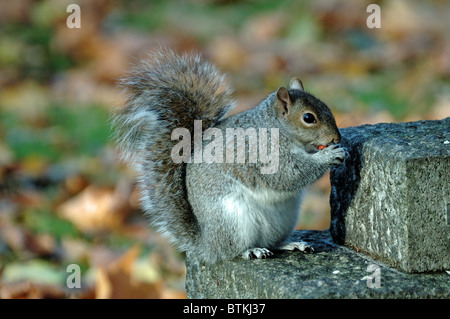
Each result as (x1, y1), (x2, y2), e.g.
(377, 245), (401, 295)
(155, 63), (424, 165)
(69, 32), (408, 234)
(222, 185), (302, 249)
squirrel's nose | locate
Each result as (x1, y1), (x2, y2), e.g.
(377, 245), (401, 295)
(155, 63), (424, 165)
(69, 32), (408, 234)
(332, 133), (341, 144)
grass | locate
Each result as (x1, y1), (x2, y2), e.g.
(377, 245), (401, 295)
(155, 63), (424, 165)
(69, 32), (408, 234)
(1, 104), (111, 162)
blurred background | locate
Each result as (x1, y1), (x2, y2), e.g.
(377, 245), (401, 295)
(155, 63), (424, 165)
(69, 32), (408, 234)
(0, 0), (449, 298)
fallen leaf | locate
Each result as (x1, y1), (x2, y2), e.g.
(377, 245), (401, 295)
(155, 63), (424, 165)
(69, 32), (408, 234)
(60, 238), (90, 262)
(0, 281), (66, 299)
(2, 260), (65, 285)
(64, 174), (89, 195)
(95, 246), (162, 299)
(57, 185), (130, 233)
(26, 232), (56, 257)
(242, 12), (286, 44)
(1, 224), (27, 252)
(208, 36), (249, 71)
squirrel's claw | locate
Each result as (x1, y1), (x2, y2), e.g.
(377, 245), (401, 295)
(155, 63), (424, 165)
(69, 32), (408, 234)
(278, 241), (314, 253)
(242, 248), (274, 260)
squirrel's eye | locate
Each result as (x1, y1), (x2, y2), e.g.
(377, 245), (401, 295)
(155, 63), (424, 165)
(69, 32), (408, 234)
(302, 113), (317, 124)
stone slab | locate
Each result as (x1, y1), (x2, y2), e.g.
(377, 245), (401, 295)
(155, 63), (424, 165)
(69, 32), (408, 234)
(330, 118), (450, 273)
(185, 230), (450, 298)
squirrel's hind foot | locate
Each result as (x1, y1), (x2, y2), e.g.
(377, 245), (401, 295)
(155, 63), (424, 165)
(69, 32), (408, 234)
(277, 241), (314, 253)
(242, 247), (274, 260)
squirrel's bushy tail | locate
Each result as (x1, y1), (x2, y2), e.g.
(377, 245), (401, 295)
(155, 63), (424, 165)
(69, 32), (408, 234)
(112, 49), (234, 251)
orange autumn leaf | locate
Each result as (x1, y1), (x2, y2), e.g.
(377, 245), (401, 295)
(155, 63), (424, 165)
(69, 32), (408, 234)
(95, 246), (163, 299)
(57, 184), (131, 233)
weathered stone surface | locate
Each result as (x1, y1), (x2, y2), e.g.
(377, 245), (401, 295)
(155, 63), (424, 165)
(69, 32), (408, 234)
(186, 230), (450, 298)
(330, 118), (450, 273)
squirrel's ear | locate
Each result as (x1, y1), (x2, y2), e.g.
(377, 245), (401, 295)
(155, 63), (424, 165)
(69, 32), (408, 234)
(289, 77), (304, 91)
(276, 87), (293, 117)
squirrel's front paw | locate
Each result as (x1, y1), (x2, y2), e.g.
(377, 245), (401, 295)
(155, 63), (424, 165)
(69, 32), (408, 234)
(317, 144), (347, 165)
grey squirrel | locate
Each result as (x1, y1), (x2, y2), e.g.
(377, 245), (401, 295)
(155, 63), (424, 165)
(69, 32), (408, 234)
(113, 49), (346, 264)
